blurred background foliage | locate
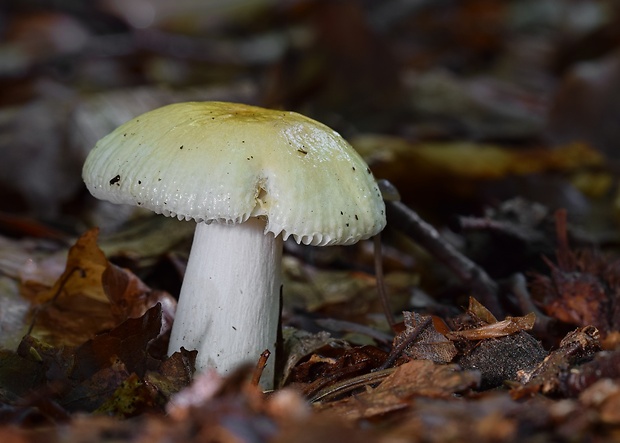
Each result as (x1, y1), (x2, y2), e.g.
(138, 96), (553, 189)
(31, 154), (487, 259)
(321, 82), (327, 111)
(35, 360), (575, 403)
(2, 0), (620, 229)
(3, 0), (620, 329)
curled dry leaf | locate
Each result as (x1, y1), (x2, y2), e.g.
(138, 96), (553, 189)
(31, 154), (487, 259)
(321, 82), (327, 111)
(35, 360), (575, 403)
(468, 296), (498, 324)
(448, 312), (536, 340)
(449, 297), (536, 340)
(279, 328), (341, 387)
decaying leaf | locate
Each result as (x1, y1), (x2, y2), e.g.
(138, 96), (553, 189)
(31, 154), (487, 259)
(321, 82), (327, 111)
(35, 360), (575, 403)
(449, 297), (536, 340)
(25, 291), (115, 349)
(70, 303), (164, 381)
(314, 360), (480, 420)
(20, 229), (114, 347)
(288, 344), (387, 400)
(0, 303), (194, 423)
(94, 373), (159, 418)
(448, 313), (536, 340)
(513, 326), (601, 398)
(102, 263), (176, 330)
(13, 228), (177, 351)
(530, 210), (620, 338)
(279, 328), (340, 387)
(26, 228), (108, 305)
(393, 311), (457, 364)
(283, 255), (415, 326)
(452, 298), (547, 389)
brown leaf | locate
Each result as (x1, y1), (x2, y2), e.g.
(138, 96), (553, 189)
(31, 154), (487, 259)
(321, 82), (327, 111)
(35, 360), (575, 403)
(393, 312), (457, 363)
(279, 328), (340, 387)
(94, 373), (160, 418)
(28, 228), (108, 305)
(145, 348), (197, 406)
(25, 295), (115, 349)
(315, 360), (480, 420)
(449, 297), (536, 341)
(61, 359), (131, 413)
(468, 297), (498, 323)
(530, 210), (620, 337)
(290, 344), (387, 400)
(558, 344), (620, 398)
(512, 326), (601, 398)
(375, 360), (479, 396)
(0, 348), (45, 400)
(102, 263), (176, 329)
(23, 228), (115, 347)
(448, 312), (536, 340)
(70, 303), (163, 381)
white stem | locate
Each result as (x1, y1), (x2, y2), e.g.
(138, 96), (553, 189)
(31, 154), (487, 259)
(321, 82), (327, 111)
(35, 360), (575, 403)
(168, 217), (282, 389)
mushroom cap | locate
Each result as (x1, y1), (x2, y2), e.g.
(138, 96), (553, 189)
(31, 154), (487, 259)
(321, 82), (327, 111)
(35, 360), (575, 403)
(82, 101), (386, 246)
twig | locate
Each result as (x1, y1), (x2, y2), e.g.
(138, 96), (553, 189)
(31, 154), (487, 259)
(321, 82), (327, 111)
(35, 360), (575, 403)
(378, 315), (432, 370)
(251, 349), (271, 387)
(511, 273), (556, 336)
(309, 367), (396, 404)
(553, 208), (573, 269)
(457, 216), (547, 243)
(386, 200), (502, 317)
(314, 318), (393, 345)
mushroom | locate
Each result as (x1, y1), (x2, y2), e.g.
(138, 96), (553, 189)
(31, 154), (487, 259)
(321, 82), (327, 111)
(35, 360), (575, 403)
(82, 101), (386, 388)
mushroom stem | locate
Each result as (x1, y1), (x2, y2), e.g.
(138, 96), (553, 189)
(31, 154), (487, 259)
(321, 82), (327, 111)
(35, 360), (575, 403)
(168, 217), (282, 389)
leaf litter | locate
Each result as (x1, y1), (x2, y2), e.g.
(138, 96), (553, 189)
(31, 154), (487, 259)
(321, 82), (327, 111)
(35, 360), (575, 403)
(3, 163), (620, 442)
(0, 220), (620, 441)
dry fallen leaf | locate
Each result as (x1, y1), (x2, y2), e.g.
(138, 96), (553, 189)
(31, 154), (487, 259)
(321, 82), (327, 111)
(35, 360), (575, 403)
(393, 311), (457, 363)
(26, 228), (108, 305)
(314, 360), (480, 420)
(0, 304), (195, 423)
(102, 262), (176, 330)
(448, 312), (536, 340)
(530, 210), (620, 337)
(20, 228), (114, 347)
(513, 326), (601, 398)
(450, 298), (547, 389)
